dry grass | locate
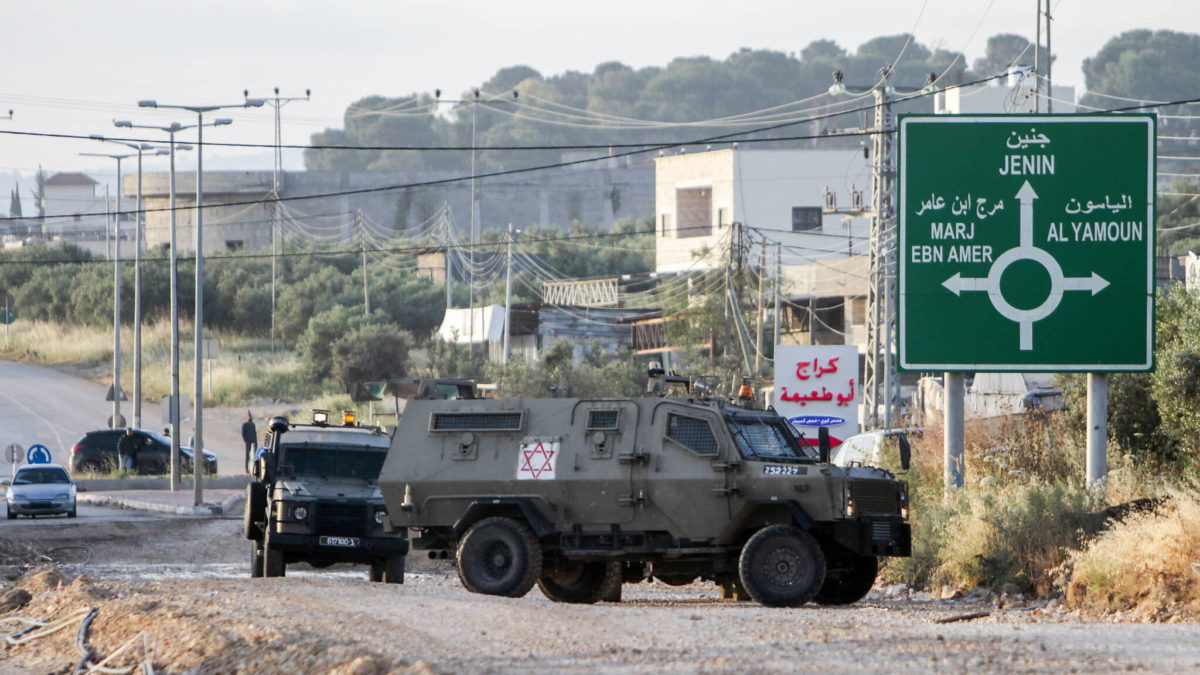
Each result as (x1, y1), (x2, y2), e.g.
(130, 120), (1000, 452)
(1063, 490), (1200, 619)
(0, 319), (324, 407)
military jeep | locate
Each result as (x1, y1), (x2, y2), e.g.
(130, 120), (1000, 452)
(244, 410), (408, 582)
(378, 382), (911, 607)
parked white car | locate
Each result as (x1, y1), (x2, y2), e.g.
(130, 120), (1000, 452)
(4, 463), (77, 519)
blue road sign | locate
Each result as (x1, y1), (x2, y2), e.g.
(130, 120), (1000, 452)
(26, 444), (52, 464)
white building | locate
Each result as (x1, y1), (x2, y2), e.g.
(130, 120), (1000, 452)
(41, 172), (109, 239)
(654, 148), (872, 274)
(935, 72), (1076, 115)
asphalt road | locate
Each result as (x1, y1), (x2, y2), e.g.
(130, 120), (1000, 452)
(0, 359), (248, 475)
(1, 502), (172, 527)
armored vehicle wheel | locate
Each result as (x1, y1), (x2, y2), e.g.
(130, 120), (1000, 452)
(537, 561), (621, 604)
(243, 484), (266, 540)
(456, 517), (542, 597)
(369, 564), (383, 582)
(738, 525), (826, 607)
(814, 554), (878, 605)
(251, 543), (264, 578)
(263, 541), (286, 578)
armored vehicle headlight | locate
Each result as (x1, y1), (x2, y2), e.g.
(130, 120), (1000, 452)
(374, 509), (387, 525)
(292, 505), (309, 520)
(343, 410), (356, 426)
(845, 495), (856, 517)
(312, 409), (329, 426)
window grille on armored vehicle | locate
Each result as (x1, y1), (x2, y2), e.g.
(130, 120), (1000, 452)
(430, 411), (524, 432)
(727, 414), (816, 461)
(586, 410), (620, 430)
(665, 414), (718, 456)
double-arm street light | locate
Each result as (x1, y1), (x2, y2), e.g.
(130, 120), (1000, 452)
(138, 98), (264, 506)
(78, 150), (135, 432)
(112, 119), (194, 490)
(87, 135), (171, 432)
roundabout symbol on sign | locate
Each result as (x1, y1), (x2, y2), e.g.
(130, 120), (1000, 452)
(940, 181), (1109, 350)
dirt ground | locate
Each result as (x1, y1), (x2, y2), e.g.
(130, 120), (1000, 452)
(4, 516), (1200, 674)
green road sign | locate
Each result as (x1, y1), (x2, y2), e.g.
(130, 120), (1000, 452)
(898, 114), (1155, 372)
(0, 308), (14, 325)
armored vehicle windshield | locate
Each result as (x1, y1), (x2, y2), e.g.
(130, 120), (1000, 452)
(725, 413), (817, 462)
(276, 429), (390, 481)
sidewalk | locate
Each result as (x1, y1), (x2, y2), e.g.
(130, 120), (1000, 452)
(77, 488), (244, 516)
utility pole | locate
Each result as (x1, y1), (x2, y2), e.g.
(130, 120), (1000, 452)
(755, 236), (766, 374)
(246, 88), (310, 352)
(773, 242), (782, 350)
(503, 223), (513, 365)
(358, 209), (370, 315)
(864, 71), (897, 429)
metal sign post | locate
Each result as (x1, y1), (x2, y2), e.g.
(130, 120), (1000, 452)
(5, 443), (22, 480)
(898, 114), (1155, 489)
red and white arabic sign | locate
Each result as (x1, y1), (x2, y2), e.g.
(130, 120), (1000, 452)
(773, 345), (860, 447)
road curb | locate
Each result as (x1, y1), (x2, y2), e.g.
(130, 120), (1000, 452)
(77, 491), (245, 517)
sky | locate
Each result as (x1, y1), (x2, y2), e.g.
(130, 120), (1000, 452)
(1, 0), (1191, 193)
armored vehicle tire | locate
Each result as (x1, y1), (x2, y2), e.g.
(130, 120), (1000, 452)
(537, 561), (621, 604)
(369, 565), (383, 583)
(814, 554), (878, 605)
(738, 525), (826, 607)
(263, 542), (286, 578)
(456, 517), (542, 598)
(243, 484), (266, 540)
(251, 543), (264, 578)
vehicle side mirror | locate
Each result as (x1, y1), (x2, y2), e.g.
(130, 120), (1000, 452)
(818, 427), (831, 464)
(1, 479), (9, 486)
(256, 451), (276, 481)
(898, 433), (912, 471)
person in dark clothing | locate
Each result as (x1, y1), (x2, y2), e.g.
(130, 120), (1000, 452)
(116, 428), (139, 472)
(241, 411), (258, 473)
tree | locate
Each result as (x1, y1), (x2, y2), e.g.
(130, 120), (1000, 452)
(9, 185), (21, 218)
(972, 34), (1036, 78)
(330, 323), (413, 390)
(296, 306), (372, 381)
(32, 166), (46, 220)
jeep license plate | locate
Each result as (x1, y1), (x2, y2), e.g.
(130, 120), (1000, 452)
(319, 536), (360, 548)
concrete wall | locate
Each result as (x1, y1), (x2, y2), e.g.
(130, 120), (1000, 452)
(129, 157), (655, 252)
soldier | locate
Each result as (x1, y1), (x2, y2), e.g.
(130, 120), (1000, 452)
(241, 411), (258, 473)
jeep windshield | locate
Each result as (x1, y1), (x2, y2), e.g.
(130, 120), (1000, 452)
(277, 445), (387, 481)
(726, 414), (818, 462)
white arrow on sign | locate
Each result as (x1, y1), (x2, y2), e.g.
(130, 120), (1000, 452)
(941, 180), (1111, 350)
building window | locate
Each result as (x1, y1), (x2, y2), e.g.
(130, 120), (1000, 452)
(792, 207), (823, 232)
(225, 240), (244, 251)
(676, 187), (712, 238)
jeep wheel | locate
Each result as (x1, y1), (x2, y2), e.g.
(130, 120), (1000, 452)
(384, 556), (405, 584)
(263, 541), (286, 578)
(456, 517), (542, 598)
(251, 543), (264, 578)
(814, 554), (878, 605)
(738, 525), (826, 607)
(243, 484), (267, 540)
(537, 561), (621, 604)
(78, 460), (104, 474)
(369, 556), (406, 584)
(5, 505), (13, 520)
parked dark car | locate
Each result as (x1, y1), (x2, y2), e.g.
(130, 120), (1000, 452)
(71, 428), (218, 475)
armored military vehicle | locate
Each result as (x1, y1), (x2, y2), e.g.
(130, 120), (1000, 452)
(378, 377), (911, 607)
(244, 410), (408, 582)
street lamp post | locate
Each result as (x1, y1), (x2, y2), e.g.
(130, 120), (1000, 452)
(139, 98), (264, 507)
(79, 150), (133, 431)
(113, 120), (194, 490)
(89, 135), (170, 431)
